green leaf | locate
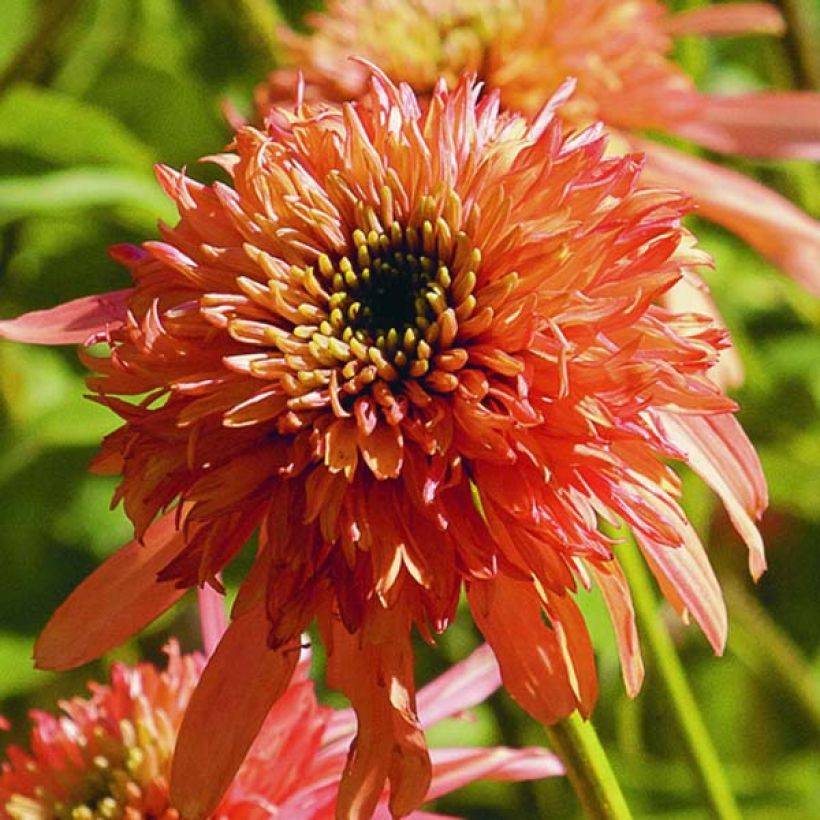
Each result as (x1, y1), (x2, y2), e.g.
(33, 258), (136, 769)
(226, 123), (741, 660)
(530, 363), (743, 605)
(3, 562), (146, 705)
(0, 84), (155, 169)
(0, 167), (174, 229)
(0, 632), (49, 698)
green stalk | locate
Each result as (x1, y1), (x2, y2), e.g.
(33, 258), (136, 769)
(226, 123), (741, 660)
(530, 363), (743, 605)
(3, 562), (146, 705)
(778, 0), (820, 90)
(618, 533), (742, 820)
(726, 580), (820, 733)
(545, 712), (633, 820)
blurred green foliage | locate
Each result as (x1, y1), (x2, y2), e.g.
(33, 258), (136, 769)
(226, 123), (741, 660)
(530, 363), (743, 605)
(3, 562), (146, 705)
(0, 1), (818, 818)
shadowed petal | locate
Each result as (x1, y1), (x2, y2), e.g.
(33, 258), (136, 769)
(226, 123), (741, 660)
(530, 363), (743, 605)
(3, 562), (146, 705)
(673, 93), (820, 161)
(322, 610), (431, 820)
(637, 138), (820, 295)
(170, 604), (300, 819)
(468, 576), (589, 724)
(664, 4), (784, 37)
(0, 290), (132, 345)
(660, 412), (767, 580)
(35, 512), (186, 671)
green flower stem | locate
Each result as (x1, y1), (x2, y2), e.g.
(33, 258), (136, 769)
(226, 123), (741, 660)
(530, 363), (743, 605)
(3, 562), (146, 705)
(725, 580), (820, 732)
(545, 712), (633, 820)
(236, 0), (285, 66)
(778, 0), (820, 90)
(618, 533), (742, 820)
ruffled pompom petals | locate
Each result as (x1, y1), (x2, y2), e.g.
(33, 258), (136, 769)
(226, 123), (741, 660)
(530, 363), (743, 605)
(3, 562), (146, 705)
(660, 412), (767, 580)
(321, 609), (431, 820)
(588, 560), (645, 698)
(663, 3), (785, 37)
(34, 512), (187, 671)
(672, 93), (820, 161)
(637, 138), (820, 296)
(425, 745), (564, 802)
(0, 289), (132, 345)
(468, 575), (597, 725)
(170, 604), (301, 819)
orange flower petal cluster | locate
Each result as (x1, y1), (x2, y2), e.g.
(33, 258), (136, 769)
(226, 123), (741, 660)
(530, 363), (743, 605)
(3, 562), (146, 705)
(257, 0), (820, 296)
(1, 642), (560, 818)
(0, 69), (766, 817)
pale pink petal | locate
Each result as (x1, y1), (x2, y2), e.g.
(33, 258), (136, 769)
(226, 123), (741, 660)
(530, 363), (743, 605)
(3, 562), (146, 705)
(672, 93), (820, 161)
(197, 581), (227, 656)
(661, 274), (744, 390)
(171, 604), (301, 819)
(416, 643), (501, 729)
(636, 138), (820, 295)
(424, 746), (563, 801)
(659, 412), (767, 579)
(588, 561), (645, 697)
(664, 4), (784, 37)
(0, 289), (132, 345)
(628, 488), (728, 653)
(35, 511), (186, 671)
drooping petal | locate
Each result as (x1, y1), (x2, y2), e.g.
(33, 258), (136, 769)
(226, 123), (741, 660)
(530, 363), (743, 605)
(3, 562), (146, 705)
(0, 289), (132, 345)
(321, 609), (431, 820)
(425, 746), (564, 802)
(170, 604), (301, 819)
(663, 4), (784, 37)
(628, 490), (728, 653)
(35, 511), (186, 671)
(672, 93), (820, 161)
(416, 643), (501, 728)
(636, 138), (820, 295)
(659, 412), (767, 579)
(468, 576), (590, 724)
(588, 561), (644, 698)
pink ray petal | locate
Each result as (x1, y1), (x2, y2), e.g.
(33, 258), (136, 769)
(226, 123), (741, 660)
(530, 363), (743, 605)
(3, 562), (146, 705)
(171, 604), (301, 819)
(0, 289), (132, 345)
(664, 4), (784, 37)
(636, 138), (820, 296)
(672, 92), (820, 161)
(416, 643), (501, 729)
(659, 412), (767, 580)
(197, 581), (227, 656)
(35, 511), (186, 671)
(425, 746), (564, 801)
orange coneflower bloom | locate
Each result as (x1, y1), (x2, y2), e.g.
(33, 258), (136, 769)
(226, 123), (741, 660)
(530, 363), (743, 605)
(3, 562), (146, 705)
(257, 0), (820, 298)
(1, 640), (558, 819)
(0, 69), (766, 817)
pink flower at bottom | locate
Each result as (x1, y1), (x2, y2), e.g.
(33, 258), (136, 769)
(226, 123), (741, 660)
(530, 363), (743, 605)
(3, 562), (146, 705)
(0, 642), (560, 819)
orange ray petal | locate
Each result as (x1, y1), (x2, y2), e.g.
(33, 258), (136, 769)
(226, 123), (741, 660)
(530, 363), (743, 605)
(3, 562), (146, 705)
(468, 576), (588, 724)
(673, 92), (820, 161)
(664, 4), (784, 37)
(636, 137), (820, 296)
(170, 604), (300, 819)
(35, 511), (186, 671)
(0, 289), (131, 345)
(660, 412), (767, 580)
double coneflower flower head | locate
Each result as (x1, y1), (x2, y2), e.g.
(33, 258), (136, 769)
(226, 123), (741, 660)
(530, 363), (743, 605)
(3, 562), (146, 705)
(258, 0), (820, 297)
(0, 67), (766, 818)
(1, 640), (559, 818)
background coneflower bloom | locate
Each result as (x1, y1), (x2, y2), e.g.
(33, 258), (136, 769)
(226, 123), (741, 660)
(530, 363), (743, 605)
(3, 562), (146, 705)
(257, 0), (820, 298)
(0, 69), (766, 817)
(0, 642), (560, 819)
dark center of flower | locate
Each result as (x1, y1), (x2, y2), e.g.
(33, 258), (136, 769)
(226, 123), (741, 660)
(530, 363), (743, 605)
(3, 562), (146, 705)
(311, 220), (464, 377)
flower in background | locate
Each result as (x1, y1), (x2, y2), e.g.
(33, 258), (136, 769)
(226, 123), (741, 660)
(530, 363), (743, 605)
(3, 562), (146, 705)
(0, 69), (766, 817)
(0, 642), (561, 818)
(258, 0), (820, 298)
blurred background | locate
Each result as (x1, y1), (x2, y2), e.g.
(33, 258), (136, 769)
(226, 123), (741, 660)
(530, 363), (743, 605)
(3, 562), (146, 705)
(0, 1), (818, 817)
